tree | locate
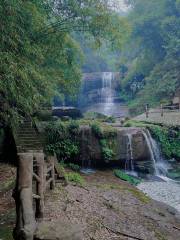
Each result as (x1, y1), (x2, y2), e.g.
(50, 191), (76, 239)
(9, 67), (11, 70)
(0, 0), (129, 127)
(119, 0), (180, 113)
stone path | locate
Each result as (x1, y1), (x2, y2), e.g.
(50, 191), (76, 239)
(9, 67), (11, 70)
(134, 109), (180, 126)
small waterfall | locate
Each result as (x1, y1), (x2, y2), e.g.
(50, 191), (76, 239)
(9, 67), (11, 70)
(125, 134), (134, 171)
(125, 134), (137, 177)
(80, 128), (95, 174)
(142, 129), (169, 177)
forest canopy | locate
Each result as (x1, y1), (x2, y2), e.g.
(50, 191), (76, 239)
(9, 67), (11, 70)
(120, 0), (180, 113)
(0, 0), (129, 127)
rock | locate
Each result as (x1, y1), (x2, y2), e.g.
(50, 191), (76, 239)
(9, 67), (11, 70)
(52, 107), (82, 119)
(34, 221), (83, 240)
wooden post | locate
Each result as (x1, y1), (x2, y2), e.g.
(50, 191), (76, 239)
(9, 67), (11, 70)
(34, 152), (45, 220)
(13, 152), (36, 240)
(161, 104), (164, 117)
(47, 156), (55, 190)
(145, 104), (149, 118)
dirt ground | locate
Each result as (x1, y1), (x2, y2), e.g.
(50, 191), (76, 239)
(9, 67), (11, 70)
(0, 164), (16, 240)
(0, 165), (180, 240)
(44, 170), (180, 240)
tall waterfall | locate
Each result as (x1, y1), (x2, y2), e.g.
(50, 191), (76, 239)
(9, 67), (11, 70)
(101, 72), (115, 116)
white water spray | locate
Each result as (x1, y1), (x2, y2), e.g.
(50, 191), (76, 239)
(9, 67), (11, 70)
(142, 129), (169, 177)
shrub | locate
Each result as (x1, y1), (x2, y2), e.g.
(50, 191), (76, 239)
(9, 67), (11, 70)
(91, 122), (103, 138)
(68, 163), (80, 172)
(100, 139), (114, 161)
(65, 172), (85, 186)
(68, 120), (80, 135)
(114, 170), (141, 186)
(105, 116), (116, 123)
(45, 120), (80, 161)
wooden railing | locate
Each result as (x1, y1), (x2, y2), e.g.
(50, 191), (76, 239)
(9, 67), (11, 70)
(145, 103), (180, 118)
(13, 152), (56, 240)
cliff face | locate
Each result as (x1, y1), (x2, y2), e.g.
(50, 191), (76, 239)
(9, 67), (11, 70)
(79, 126), (154, 174)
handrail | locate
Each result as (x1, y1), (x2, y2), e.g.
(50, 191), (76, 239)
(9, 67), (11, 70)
(145, 100), (180, 118)
(13, 152), (56, 240)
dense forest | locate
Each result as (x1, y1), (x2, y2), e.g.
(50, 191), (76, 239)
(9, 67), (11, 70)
(120, 0), (180, 113)
(0, 0), (130, 127)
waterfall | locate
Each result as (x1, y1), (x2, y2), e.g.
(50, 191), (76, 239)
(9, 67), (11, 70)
(101, 72), (115, 115)
(142, 129), (169, 177)
(125, 134), (134, 171)
(80, 128), (95, 174)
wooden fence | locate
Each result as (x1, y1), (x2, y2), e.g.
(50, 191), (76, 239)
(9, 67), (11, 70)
(13, 151), (56, 240)
(145, 103), (180, 118)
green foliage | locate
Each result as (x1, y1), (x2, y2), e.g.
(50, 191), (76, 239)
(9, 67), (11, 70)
(45, 121), (80, 161)
(65, 172), (85, 186)
(0, 226), (13, 240)
(123, 120), (180, 159)
(114, 169), (141, 186)
(0, 0), (129, 127)
(91, 122), (103, 138)
(90, 122), (116, 161)
(100, 139), (114, 161)
(68, 163), (81, 172)
(120, 0), (180, 113)
(105, 116), (116, 123)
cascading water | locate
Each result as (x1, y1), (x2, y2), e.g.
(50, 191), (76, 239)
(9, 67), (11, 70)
(142, 129), (169, 177)
(80, 128), (96, 174)
(125, 134), (138, 177)
(125, 134), (134, 171)
(101, 72), (115, 116)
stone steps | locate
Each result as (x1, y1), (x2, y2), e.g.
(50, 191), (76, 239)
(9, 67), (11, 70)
(15, 120), (43, 152)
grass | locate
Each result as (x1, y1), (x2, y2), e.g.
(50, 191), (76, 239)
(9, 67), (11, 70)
(65, 172), (85, 186)
(0, 177), (15, 193)
(114, 169), (141, 186)
(0, 209), (15, 240)
(0, 226), (13, 240)
(126, 188), (150, 204)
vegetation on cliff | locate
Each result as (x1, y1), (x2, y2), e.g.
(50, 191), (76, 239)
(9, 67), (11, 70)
(120, 0), (180, 113)
(124, 120), (180, 160)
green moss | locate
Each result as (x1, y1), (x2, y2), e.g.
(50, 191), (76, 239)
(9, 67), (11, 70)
(126, 188), (150, 203)
(114, 169), (141, 186)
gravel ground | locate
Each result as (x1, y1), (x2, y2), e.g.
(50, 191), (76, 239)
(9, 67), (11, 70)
(134, 110), (180, 126)
(138, 181), (180, 213)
